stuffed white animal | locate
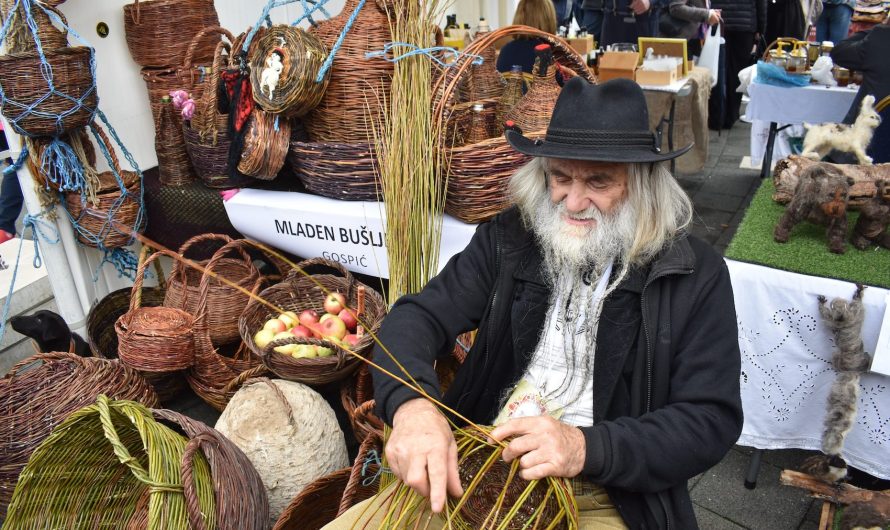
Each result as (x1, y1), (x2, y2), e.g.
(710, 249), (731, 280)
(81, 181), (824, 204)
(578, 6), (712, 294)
(801, 95), (882, 165)
(260, 51), (284, 99)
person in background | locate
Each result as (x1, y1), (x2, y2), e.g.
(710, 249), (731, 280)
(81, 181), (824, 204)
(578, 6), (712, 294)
(0, 127), (21, 244)
(710, 0), (766, 128)
(659, 0), (722, 57)
(816, 0), (855, 43)
(498, 0), (559, 74)
(831, 13), (890, 124)
(600, 0), (654, 48)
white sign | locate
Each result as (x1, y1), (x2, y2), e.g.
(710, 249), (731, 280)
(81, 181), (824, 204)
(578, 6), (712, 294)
(222, 188), (478, 279)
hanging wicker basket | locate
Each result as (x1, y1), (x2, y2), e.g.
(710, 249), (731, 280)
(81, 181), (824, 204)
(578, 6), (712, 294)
(123, 0), (220, 68)
(0, 353), (158, 518)
(165, 233), (263, 345)
(0, 1), (69, 54)
(116, 249), (196, 373)
(2, 395), (215, 529)
(434, 26), (594, 224)
(0, 46), (97, 137)
(62, 123), (144, 248)
(248, 25), (330, 118)
(287, 140), (380, 201)
(25, 128), (96, 191)
(237, 108), (292, 179)
(238, 258), (386, 386)
(153, 408), (270, 530)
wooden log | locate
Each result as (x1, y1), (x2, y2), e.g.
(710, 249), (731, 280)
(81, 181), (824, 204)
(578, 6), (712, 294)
(781, 470), (890, 514)
(772, 155), (890, 207)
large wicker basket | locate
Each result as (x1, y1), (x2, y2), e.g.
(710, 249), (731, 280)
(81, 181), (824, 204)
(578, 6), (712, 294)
(165, 233), (263, 345)
(0, 353), (158, 518)
(434, 26), (594, 224)
(287, 140), (380, 201)
(0, 46), (97, 137)
(272, 467), (377, 530)
(123, 0), (220, 68)
(153, 408), (270, 529)
(2, 395), (215, 529)
(239, 258), (386, 386)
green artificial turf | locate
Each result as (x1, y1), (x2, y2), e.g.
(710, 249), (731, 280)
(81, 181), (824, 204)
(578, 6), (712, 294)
(725, 179), (890, 288)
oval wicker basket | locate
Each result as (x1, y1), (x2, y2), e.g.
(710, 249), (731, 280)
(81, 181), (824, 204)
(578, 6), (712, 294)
(153, 408), (270, 530)
(272, 467), (377, 530)
(287, 140), (380, 201)
(2, 395), (215, 529)
(238, 258), (386, 385)
(434, 26), (594, 224)
(237, 108), (292, 179)
(165, 233), (263, 345)
(248, 25), (329, 118)
(116, 249), (196, 373)
(0, 46), (97, 137)
(123, 0), (220, 68)
(0, 352), (158, 517)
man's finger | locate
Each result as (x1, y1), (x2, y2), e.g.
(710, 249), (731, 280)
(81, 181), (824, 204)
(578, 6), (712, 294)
(404, 457), (431, 498)
(427, 452), (447, 513)
(446, 441), (464, 498)
(519, 462), (557, 481)
(502, 434), (538, 462)
(518, 448), (548, 470)
(489, 416), (540, 442)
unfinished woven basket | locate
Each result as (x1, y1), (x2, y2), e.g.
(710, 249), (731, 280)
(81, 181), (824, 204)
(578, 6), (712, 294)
(123, 0), (220, 68)
(272, 467), (376, 530)
(238, 258), (386, 385)
(2, 395), (215, 529)
(237, 108), (291, 179)
(0, 46), (97, 137)
(165, 233), (263, 345)
(153, 408), (270, 530)
(434, 26), (594, 224)
(287, 140), (380, 201)
(0, 353), (158, 518)
(116, 249), (196, 373)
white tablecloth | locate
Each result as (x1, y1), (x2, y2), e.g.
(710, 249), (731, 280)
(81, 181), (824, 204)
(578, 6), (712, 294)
(745, 81), (859, 166)
(727, 259), (890, 479)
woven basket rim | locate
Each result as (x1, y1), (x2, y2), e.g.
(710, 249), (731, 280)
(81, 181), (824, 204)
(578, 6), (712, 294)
(0, 45), (92, 63)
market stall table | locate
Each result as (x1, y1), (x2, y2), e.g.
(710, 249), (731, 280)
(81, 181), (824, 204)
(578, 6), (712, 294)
(727, 259), (890, 484)
(222, 188), (478, 279)
(745, 81), (858, 178)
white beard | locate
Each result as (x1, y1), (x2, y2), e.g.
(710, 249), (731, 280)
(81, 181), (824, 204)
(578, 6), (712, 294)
(529, 191), (637, 282)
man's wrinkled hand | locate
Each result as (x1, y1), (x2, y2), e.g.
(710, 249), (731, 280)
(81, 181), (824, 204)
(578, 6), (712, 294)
(489, 416), (586, 481)
(386, 398), (463, 513)
(630, 0), (650, 15)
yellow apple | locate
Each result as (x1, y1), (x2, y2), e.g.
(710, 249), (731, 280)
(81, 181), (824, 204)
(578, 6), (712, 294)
(263, 318), (287, 333)
(278, 313), (298, 329)
(253, 329), (276, 349)
(292, 345), (318, 358)
(274, 343), (298, 355)
(315, 346), (335, 358)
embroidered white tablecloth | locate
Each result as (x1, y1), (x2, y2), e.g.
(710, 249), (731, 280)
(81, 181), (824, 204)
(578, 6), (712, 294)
(727, 259), (890, 479)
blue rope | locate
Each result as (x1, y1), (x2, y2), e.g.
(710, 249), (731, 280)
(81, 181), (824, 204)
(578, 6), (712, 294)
(366, 43), (484, 69)
(41, 138), (88, 192)
(314, 0), (364, 83)
(242, 0), (332, 54)
(0, 0), (99, 138)
(3, 147), (29, 176)
(360, 449), (392, 486)
(0, 210), (60, 346)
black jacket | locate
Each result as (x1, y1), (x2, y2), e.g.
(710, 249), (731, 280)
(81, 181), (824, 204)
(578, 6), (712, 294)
(709, 0), (767, 34)
(372, 207), (743, 529)
(832, 25), (890, 124)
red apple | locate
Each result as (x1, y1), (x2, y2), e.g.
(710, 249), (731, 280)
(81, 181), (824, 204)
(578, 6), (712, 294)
(263, 318), (287, 334)
(291, 325), (312, 338)
(318, 314), (347, 340)
(305, 321), (325, 339)
(343, 333), (360, 347)
(298, 309), (319, 327)
(338, 309), (358, 331)
(323, 292), (347, 315)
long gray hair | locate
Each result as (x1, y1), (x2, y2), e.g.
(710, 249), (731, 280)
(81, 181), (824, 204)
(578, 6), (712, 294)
(508, 157), (693, 266)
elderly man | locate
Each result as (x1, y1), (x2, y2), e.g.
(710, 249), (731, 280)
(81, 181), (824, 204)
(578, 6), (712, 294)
(330, 77), (743, 530)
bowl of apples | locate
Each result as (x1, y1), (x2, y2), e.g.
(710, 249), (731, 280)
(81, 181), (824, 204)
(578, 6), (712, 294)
(238, 258), (386, 385)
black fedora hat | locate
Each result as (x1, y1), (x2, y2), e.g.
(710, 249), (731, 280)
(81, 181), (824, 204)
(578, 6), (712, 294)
(505, 76), (692, 163)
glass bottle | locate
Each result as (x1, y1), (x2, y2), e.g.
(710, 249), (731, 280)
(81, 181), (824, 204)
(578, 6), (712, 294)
(465, 103), (490, 144)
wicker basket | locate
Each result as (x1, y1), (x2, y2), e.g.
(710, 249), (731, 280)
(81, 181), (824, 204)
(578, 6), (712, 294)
(237, 108), (291, 179)
(0, 352), (158, 517)
(24, 128), (96, 191)
(504, 49), (562, 137)
(339, 365), (376, 443)
(2, 395), (215, 529)
(458, 34), (505, 103)
(62, 121), (144, 248)
(165, 233), (263, 345)
(338, 429), (385, 516)
(434, 26), (594, 224)
(116, 249), (196, 373)
(153, 408), (270, 529)
(0, 46), (97, 137)
(306, 0), (393, 144)
(87, 287), (164, 359)
(272, 467), (376, 530)
(239, 258), (386, 386)
(287, 140), (380, 201)
(123, 0), (220, 68)
(0, 1), (69, 54)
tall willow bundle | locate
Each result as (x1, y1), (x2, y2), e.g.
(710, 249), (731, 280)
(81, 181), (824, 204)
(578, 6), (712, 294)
(374, 0), (450, 304)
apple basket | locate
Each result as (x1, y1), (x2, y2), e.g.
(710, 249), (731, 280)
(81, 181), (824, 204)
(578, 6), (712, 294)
(237, 257), (386, 385)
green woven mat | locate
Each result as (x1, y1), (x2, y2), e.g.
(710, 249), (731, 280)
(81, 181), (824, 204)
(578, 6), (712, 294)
(725, 179), (890, 289)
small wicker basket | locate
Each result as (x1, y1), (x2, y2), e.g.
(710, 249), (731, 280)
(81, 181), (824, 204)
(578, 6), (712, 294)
(237, 108), (292, 180)
(238, 258), (386, 386)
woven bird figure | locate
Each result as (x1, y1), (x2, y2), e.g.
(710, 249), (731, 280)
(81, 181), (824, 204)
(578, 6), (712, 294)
(802, 95), (882, 165)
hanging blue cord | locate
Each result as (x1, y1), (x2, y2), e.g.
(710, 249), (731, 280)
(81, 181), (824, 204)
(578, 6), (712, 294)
(3, 147), (28, 177)
(367, 43), (484, 69)
(242, 0), (330, 54)
(360, 449), (392, 486)
(0, 211), (60, 345)
(313, 0), (364, 82)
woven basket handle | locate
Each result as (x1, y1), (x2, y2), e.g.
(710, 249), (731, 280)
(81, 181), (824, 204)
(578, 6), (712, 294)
(221, 364), (268, 395)
(244, 377), (298, 428)
(285, 257), (357, 300)
(6, 351), (83, 378)
(129, 249), (179, 312)
(132, 245), (166, 308)
(180, 432), (215, 530)
(191, 39), (230, 136)
(89, 121), (124, 178)
(170, 234), (236, 297)
(192, 238), (262, 328)
(338, 430), (384, 516)
(41, 3), (69, 39)
(183, 25), (236, 75)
